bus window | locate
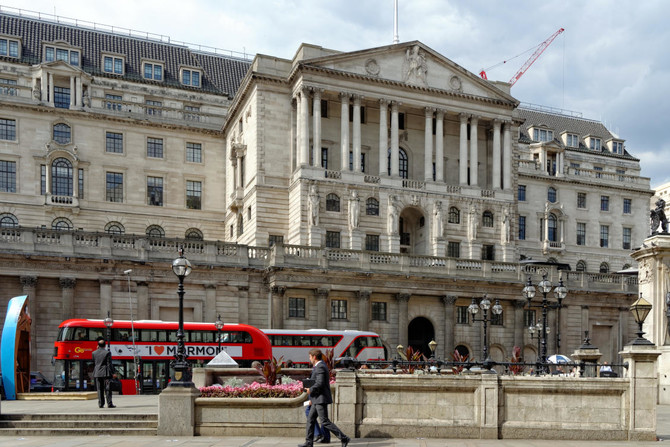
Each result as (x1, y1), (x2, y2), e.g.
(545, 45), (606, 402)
(113, 328), (133, 341)
(68, 361), (81, 389)
(57, 327), (65, 342)
(141, 330), (165, 342)
(202, 331), (215, 343)
(73, 327), (88, 341)
(168, 331), (178, 342)
(90, 327), (105, 341)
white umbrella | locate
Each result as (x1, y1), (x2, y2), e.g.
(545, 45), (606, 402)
(547, 354), (571, 364)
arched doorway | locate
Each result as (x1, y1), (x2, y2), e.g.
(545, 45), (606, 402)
(399, 207), (427, 255)
(408, 317), (434, 358)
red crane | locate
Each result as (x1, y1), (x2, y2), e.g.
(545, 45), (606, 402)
(479, 27), (565, 87)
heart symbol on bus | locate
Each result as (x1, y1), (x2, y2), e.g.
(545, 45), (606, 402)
(154, 346), (165, 355)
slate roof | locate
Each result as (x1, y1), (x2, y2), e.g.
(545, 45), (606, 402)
(0, 12), (251, 96)
(518, 107), (638, 161)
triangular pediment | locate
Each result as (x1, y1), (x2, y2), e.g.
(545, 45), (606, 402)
(297, 41), (516, 104)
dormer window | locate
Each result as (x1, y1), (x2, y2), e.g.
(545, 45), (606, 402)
(0, 36), (20, 58)
(44, 44), (80, 66)
(610, 140), (624, 154)
(589, 137), (602, 151)
(532, 128), (553, 142)
(103, 55), (125, 75)
(566, 133), (579, 148)
(181, 68), (201, 87)
(143, 62), (163, 81)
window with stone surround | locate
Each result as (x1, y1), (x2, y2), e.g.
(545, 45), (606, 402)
(371, 302), (387, 321)
(288, 297), (305, 318)
(331, 299), (347, 320)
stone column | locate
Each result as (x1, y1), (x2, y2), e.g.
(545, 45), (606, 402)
(352, 95), (362, 172)
(469, 116), (479, 186)
(69, 76), (75, 107)
(99, 278), (113, 318)
(76, 77), (82, 107)
(397, 293), (410, 348)
(48, 73), (54, 107)
(20, 276), (38, 370)
(40, 72), (47, 102)
(60, 277), (76, 320)
(204, 284), (217, 324)
(513, 300), (526, 351)
(340, 93), (350, 171)
(379, 99), (388, 176)
(390, 102), (399, 177)
(435, 110), (444, 182)
(237, 285), (249, 324)
(271, 286), (286, 329)
(503, 121), (512, 189)
(300, 88), (310, 167)
(620, 345), (662, 441)
(313, 89), (322, 167)
(442, 295), (456, 359)
(316, 288), (329, 329)
(424, 107), (434, 181)
(137, 281), (149, 320)
(492, 119), (502, 190)
(459, 113), (468, 185)
(358, 291), (370, 331)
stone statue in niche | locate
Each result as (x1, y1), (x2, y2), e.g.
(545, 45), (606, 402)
(402, 45), (427, 86)
(501, 205), (511, 245)
(467, 203), (478, 241)
(308, 184), (320, 227)
(388, 195), (400, 235)
(433, 201), (444, 239)
(348, 190), (360, 230)
(651, 198), (668, 235)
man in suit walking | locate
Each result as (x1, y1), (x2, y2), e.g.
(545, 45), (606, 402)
(92, 338), (115, 408)
(299, 348), (350, 447)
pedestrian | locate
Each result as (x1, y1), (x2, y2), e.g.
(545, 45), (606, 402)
(92, 338), (115, 408)
(299, 348), (350, 447)
(305, 401), (330, 444)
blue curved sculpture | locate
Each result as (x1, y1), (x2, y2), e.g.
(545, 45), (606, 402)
(1, 295), (30, 400)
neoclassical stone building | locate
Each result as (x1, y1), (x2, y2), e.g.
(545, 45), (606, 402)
(0, 9), (651, 382)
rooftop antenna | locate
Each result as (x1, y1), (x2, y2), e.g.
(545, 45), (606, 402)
(393, 0), (399, 44)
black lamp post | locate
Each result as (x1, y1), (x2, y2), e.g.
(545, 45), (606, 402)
(523, 273), (567, 371)
(528, 321), (549, 373)
(103, 311), (114, 350)
(215, 314), (224, 353)
(630, 293), (653, 345)
(468, 295), (503, 366)
(170, 248), (192, 386)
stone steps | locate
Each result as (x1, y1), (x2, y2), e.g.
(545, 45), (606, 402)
(0, 413), (158, 436)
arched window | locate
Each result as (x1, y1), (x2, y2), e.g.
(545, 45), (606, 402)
(576, 260), (587, 272)
(53, 123), (71, 144)
(0, 213), (18, 228)
(482, 210), (494, 228)
(622, 263), (631, 271)
(599, 262), (609, 274)
(186, 228), (203, 240)
(146, 225), (165, 238)
(366, 197), (379, 216)
(387, 148), (409, 179)
(326, 193), (340, 212)
(548, 213), (558, 242)
(52, 217), (73, 230)
(547, 187), (557, 203)
(104, 221), (125, 234)
(52, 158), (73, 196)
(448, 206), (460, 224)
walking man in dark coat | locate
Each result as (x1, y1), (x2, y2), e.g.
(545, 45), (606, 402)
(299, 348), (350, 447)
(92, 338), (115, 408)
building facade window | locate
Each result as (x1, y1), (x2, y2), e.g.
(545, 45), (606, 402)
(533, 128), (553, 142)
(0, 213), (18, 228)
(326, 193), (340, 212)
(331, 299), (347, 320)
(0, 160), (16, 192)
(518, 184), (526, 201)
(288, 298), (305, 318)
(349, 152), (366, 172)
(623, 198), (632, 214)
(145, 100), (162, 116)
(186, 142), (202, 163)
(52, 217), (73, 230)
(146, 225), (165, 238)
(447, 241), (460, 258)
(147, 176), (163, 206)
(269, 235), (284, 246)
(186, 180), (202, 209)
(104, 221), (125, 234)
(456, 306), (469, 324)
(185, 228), (203, 240)
(599, 262), (609, 274)
(600, 225), (609, 248)
(481, 244), (495, 261)
(105, 94), (122, 111)
(78, 169), (84, 199)
(576, 222), (586, 246)
(548, 213), (558, 242)
(547, 187), (557, 203)
(53, 87), (71, 109)
(524, 310), (536, 327)
(482, 211), (494, 228)
(181, 68), (201, 87)
(518, 216), (526, 240)
(0, 118), (16, 140)
(184, 105), (200, 121)
(387, 148), (409, 179)
(371, 302), (387, 321)
(365, 234), (380, 251)
(366, 197), (379, 215)
(577, 192), (587, 209)
(105, 132), (123, 153)
(0, 38), (19, 58)
(103, 55), (124, 74)
(147, 137), (164, 158)
(612, 141), (623, 154)
(566, 133), (579, 147)
(0, 78), (18, 96)
(590, 137), (602, 150)
(53, 123), (71, 144)
(106, 172), (123, 202)
(143, 62), (163, 81)
(491, 310), (504, 326)
(51, 158), (73, 196)
(448, 207), (460, 224)
(576, 260), (587, 272)
(623, 227), (632, 250)
(321, 148), (328, 169)
(600, 195), (609, 212)
(326, 231), (341, 248)
(45, 46), (79, 66)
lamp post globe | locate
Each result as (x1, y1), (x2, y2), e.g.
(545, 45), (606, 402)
(170, 249), (193, 386)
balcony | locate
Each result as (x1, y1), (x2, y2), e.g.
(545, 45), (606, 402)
(45, 194), (79, 207)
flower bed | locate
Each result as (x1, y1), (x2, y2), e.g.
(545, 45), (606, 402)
(199, 381), (303, 398)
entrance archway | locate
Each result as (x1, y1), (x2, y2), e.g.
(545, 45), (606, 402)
(408, 317), (434, 358)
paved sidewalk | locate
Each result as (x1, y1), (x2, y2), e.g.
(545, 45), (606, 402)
(1, 396), (669, 446)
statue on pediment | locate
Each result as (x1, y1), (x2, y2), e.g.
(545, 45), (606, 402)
(402, 45), (427, 86)
(651, 198), (668, 235)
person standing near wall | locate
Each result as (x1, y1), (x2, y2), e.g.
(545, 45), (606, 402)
(92, 338), (115, 408)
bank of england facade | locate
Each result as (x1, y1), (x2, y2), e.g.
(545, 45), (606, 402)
(0, 10), (652, 376)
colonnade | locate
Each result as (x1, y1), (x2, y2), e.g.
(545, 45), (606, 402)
(293, 86), (513, 190)
(38, 70), (85, 108)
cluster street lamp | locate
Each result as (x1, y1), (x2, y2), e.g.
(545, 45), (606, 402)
(468, 295), (503, 367)
(170, 248), (193, 386)
(215, 314), (224, 353)
(103, 311), (114, 350)
(522, 273), (567, 370)
(528, 321), (550, 372)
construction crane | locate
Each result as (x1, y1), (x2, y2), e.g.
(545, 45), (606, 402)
(479, 27), (564, 87)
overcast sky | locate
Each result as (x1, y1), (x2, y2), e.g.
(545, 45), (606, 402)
(3, 0), (668, 188)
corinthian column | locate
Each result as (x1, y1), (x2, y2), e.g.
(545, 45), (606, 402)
(390, 102), (399, 177)
(379, 99), (388, 176)
(435, 110), (444, 182)
(469, 116), (479, 186)
(424, 107), (434, 181)
(299, 88), (310, 166)
(503, 121), (512, 190)
(313, 89), (322, 167)
(492, 119), (502, 190)
(459, 113), (468, 185)
(340, 93), (350, 171)
(352, 95), (362, 172)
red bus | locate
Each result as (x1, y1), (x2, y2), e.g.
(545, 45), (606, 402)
(52, 319), (271, 394)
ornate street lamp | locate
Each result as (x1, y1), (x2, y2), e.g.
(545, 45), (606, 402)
(468, 295), (503, 367)
(170, 248), (192, 386)
(215, 314), (224, 353)
(528, 322), (550, 373)
(523, 273), (567, 371)
(428, 339), (437, 359)
(630, 294), (653, 345)
(103, 311), (114, 350)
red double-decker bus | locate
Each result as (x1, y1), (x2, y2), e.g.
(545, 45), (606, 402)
(52, 319), (271, 394)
